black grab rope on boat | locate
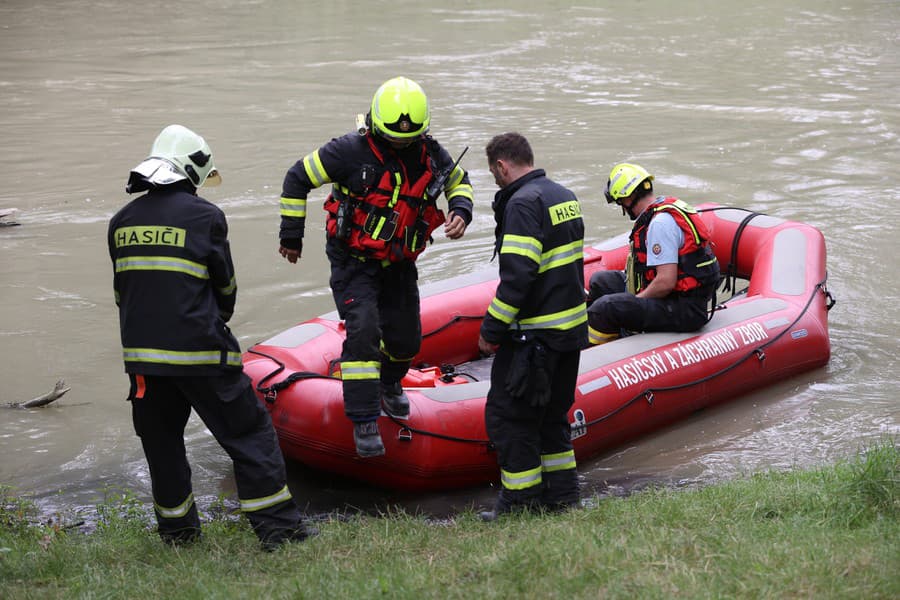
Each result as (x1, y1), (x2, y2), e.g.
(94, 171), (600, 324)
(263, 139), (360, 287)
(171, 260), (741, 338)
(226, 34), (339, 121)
(246, 347), (492, 446)
(384, 413), (492, 446)
(697, 206), (762, 295)
(581, 275), (831, 430)
(246, 348), (340, 403)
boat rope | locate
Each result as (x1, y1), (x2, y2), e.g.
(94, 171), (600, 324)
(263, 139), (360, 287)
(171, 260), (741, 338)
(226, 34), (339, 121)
(385, 413), (493, 446)
(246, 348), (339, 404)
(697, 206), (762, 319)
(580, 274), (832, 430)
(246, 347), (493, 446)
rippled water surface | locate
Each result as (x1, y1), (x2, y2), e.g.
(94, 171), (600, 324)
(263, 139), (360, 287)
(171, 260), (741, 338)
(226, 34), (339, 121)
(1, 0), (898, 517)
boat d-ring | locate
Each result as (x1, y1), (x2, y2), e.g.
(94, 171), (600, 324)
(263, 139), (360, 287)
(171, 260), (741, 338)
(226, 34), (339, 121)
(398, 427), (413, 442)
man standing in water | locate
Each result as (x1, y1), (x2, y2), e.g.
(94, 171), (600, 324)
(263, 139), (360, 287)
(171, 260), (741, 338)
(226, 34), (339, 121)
(108, 124), (315, 550)
(478, 132), (586, 520)
(277, 77), (474, 458)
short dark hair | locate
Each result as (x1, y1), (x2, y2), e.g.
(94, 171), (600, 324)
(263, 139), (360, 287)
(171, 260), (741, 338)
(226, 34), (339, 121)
(485, 132), (534, 167)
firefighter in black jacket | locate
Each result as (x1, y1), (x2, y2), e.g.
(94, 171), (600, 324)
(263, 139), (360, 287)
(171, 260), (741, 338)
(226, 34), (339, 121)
(477, 133), (587, 520)
(277, 77), (474, 457)
(109, 124), (314, 550)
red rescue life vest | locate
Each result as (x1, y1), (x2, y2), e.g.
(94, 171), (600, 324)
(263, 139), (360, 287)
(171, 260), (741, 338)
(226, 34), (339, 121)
(629, 197), (719, 294)
(323, 136), (445, 262)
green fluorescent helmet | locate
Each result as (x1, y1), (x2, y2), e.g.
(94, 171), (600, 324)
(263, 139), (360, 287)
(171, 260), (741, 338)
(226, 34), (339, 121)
(369, 77), (430, 142)
(605, 162), (653, 203)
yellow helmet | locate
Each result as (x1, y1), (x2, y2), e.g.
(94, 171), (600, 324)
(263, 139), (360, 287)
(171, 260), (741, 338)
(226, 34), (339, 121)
(605, 163), (653, 204)
(369, 76), (430, 142)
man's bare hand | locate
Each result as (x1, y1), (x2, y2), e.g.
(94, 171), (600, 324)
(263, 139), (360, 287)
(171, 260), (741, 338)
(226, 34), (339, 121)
(444, 213), (467, 240)
(279, 245), (300, 264)
(478, 334), (499, 356)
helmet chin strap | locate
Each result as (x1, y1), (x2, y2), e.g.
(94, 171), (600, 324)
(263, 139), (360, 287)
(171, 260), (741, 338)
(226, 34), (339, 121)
(620, 198), (639, 220)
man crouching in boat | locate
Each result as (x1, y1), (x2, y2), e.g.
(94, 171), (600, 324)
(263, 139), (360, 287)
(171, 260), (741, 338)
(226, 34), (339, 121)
(477, 133), (587, 520)
(586, 163), (720, 344)
(277, 77), (474, 457)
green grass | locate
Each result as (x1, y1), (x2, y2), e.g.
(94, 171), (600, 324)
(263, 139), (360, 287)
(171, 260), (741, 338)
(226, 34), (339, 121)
(1, 440), (897, 599)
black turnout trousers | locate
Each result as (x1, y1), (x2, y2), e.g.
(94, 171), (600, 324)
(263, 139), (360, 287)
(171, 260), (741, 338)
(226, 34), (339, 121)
(130, 371), (300, 541)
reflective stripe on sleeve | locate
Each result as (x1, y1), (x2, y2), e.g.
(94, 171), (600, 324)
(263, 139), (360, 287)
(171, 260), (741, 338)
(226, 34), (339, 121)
(218, 275), (237, 296)
(588, 326), (618, 345)
(500, 234), (543, 265)
(302, 151), (330, 188)
(280, 196), (307, 218)
(447, 182), (474, 201)
(487, 296), (519, 324)
(446, 166), (466, 189)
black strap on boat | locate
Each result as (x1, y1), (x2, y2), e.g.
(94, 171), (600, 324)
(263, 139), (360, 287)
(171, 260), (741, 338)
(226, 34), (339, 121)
(697, 206), (761, 291)
(697, 206), (762, 323)
(246, 347), (493, 446)
(385, 413), (492, 447)
(246, 348), (339, 404)
(823, 272), (836, 312)
(718, 207), (762, 294)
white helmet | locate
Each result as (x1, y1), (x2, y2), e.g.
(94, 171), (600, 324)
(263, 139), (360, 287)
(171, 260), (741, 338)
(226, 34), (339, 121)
(126, 124), (222, 193)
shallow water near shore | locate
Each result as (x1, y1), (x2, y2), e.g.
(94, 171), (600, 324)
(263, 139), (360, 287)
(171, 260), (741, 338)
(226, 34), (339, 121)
(1, 0), (898, 519)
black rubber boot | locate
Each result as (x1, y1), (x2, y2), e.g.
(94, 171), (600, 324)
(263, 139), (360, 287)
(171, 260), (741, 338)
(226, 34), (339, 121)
(480, 488), (542, 522)
(260, 521), (320, 552)
(381, 381), (410, 418)
(160, 527), (202, 547)
(479, 509), (501, 522)
(353, 420), (385, 457)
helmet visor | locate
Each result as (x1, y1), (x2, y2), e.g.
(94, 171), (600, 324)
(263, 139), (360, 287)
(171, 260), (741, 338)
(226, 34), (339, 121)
(131, 158), (188, 186)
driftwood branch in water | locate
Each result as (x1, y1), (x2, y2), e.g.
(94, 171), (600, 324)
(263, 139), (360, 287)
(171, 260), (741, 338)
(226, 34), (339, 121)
(8, 379), (71, 408)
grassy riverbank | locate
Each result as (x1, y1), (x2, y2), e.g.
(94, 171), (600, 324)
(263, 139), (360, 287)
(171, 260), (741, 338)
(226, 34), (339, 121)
(2, 442), (897, 599)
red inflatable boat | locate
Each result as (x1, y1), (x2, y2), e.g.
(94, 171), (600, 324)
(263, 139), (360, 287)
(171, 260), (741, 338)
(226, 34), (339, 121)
(243, 205), (833, 491)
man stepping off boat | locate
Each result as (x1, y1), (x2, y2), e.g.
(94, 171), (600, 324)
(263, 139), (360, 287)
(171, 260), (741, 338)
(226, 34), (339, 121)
(277, 77), (474, 457)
